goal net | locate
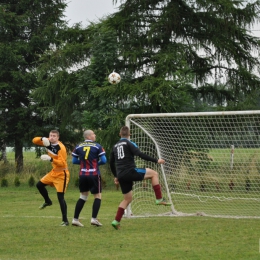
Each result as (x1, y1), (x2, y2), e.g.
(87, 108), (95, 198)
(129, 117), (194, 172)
(125, 111), (260, 218)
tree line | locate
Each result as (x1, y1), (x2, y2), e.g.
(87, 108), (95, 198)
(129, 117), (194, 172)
(1, 0), (260, 172)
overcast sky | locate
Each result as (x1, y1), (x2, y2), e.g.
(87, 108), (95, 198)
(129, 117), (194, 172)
(64, 0), (260, 37)
(64, 0), (120, 26)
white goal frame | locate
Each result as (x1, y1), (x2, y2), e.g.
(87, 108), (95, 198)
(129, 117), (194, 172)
(125, 111), (260, 218)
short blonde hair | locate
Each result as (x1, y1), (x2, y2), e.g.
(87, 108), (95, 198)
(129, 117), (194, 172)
(120, 126), (130, 138)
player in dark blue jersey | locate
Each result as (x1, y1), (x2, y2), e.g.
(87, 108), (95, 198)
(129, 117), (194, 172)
(109, 126), (171, 230)
(71, 130), (107, 227)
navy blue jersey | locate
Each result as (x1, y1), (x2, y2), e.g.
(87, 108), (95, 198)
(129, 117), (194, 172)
(72, 140), (106, 176)
(109, 138), (157, 178)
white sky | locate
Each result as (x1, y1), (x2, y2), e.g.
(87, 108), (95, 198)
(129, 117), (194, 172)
(64, 0), (260, 36)
(64, 0), (120, 26)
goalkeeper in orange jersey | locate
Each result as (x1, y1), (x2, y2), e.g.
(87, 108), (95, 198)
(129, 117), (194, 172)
(32, 130), (70, 226)
(109, 126), (171, 230)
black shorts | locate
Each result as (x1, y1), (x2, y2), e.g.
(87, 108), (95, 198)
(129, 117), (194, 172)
(118, 168), (146, 194)
(78, 175), (102, 194)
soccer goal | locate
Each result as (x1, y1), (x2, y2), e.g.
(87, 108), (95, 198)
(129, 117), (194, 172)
(125, 111), (260, 218)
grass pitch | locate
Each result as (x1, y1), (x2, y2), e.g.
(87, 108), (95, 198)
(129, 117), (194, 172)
(0, 187), (259, 260)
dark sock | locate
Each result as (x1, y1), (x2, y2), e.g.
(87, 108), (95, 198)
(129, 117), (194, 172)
(153, 184), (162, 200)
(92, 198), (101, 219)
(57, 192), (68, 222)
(115, 207), (125, 222)
(36, 181), (52, 204)
(74, 198), (86, 219)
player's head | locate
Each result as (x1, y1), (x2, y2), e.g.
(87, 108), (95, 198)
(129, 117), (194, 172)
(84, 130), (96, 141)
(120, 126), (130, 138)
(49, 130), (59, 144)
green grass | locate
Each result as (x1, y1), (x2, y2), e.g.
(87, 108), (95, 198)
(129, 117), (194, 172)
(1, 150), (260, 259)
(0, 187), (260, 260)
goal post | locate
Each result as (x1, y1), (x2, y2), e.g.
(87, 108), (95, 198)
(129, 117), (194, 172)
(125, 111), (260, 218)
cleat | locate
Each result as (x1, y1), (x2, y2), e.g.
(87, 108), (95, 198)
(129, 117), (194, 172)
(72, 219), (84, 227)
(111, 220), (120, 230)
(156, 198), (171, 206)
(60, 221), (69, 226)
(91, 218), (102, 227)
(39, 201), (52, 209)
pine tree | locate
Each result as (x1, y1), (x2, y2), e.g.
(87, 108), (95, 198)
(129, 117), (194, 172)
(0, 0), (67, 172)
(110, 0), (260, 108)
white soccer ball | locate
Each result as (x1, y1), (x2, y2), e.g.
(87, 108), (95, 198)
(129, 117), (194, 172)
(108, 72), (121, 85)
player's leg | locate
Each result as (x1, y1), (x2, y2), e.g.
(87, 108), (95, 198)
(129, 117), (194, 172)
(57, 192), (69, 226)
(144, 168), (171, 206)
(36, 174), (53, 209)
(72, 176), (89, 227)
(144, 168), (161, 198)
(91, 193), (102, 226)
(72, 191), (88, 227)
(119, 191), (133, 208)
(55, 171), (69, 226)
(90, 175), (102, 226)
(112, 180), (133, 230)
(143, 168), (159, 185)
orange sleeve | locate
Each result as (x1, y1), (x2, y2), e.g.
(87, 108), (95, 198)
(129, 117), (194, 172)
(32, 137), (44, 146)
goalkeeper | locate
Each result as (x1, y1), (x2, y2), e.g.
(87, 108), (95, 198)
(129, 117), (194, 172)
(109, 126), (171, 230)
(32, 130), (70, 226)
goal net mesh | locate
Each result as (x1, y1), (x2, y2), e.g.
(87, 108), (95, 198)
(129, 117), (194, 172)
(125, 111), (260, 218)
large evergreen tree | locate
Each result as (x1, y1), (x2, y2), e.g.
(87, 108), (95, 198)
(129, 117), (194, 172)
(0, 0), (67, 172)
(33, 0), (260, 153)
(33, 21), (123, 150)
(109, 0), (260, 108)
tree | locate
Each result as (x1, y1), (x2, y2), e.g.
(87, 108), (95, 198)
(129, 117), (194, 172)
(32, 0), (260, 155)
(0, 0), (68, 172)
(34, 18), (195, 150)
(33, 21), (126, 149)
(109, 0), (260, 108)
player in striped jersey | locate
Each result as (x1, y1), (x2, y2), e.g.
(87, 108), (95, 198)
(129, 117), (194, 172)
(71, 130), (107, 227)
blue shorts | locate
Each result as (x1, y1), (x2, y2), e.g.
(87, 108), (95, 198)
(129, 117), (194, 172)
(78, 175), (102, 194)
(118, 168), (146, 194)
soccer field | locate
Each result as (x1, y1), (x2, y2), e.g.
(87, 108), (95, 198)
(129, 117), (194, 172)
(0, 187), (259, 260)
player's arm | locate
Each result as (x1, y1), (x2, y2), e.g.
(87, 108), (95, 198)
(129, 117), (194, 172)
(129, 143), (158, 163)
(72, 156), (80, 165)
(32, 137), (50, 147)
(98, 154), (107, 165)
(109, 150), (117, 177)
(98, 146), (107, 165)
(71, 147), (80, 164)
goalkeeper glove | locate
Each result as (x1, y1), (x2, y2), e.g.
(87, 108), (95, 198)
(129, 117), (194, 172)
(42, 137), (50, 147)
(41, 155), (52, 161)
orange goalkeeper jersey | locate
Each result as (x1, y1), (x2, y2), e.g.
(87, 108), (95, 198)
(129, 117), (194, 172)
(32, 137), (69, 176)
